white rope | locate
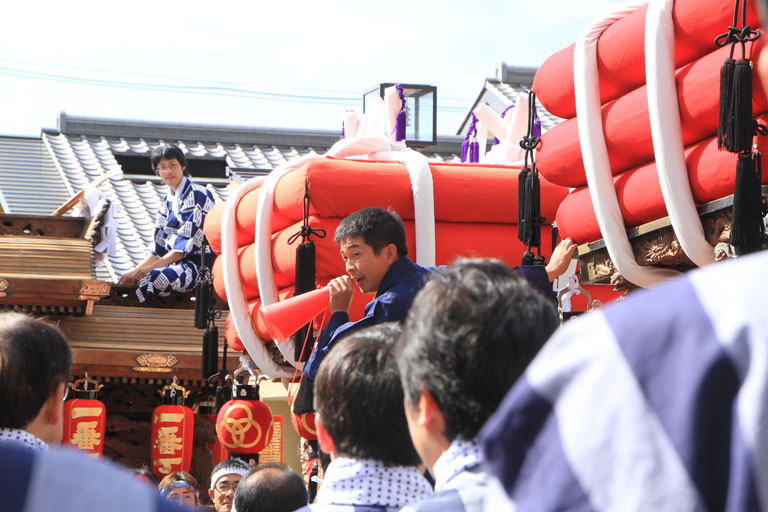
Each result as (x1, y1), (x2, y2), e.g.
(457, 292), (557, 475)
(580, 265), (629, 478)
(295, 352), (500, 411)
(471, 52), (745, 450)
(254, 154), (319, 368)
(574, 1), (679, 287)
(645, 0), (715, 267)
(220, 175), (293, 378)
(391, 149), (436, 266)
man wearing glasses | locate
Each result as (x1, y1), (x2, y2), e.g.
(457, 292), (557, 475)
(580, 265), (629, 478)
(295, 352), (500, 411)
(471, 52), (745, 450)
(208, 459), (251, 512)
(118, 144), (216, 303)
(0, 312), (72, 451)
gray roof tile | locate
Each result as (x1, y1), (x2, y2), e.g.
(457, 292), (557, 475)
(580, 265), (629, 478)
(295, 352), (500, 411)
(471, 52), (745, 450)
(0, 136), (70, 216)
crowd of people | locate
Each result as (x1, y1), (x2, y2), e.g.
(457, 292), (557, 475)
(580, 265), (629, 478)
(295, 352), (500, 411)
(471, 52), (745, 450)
(2, 1), (768, 508)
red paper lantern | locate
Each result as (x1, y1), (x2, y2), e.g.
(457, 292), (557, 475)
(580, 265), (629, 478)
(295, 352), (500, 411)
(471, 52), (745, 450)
(63, 397), (106, 457)
(216, 398), (273, 454)
(291, 411), (317, 441)
(151, 396), (194, 479)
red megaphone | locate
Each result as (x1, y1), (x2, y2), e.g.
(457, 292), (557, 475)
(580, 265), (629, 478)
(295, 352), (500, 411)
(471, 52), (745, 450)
(257, 286), (330, 342)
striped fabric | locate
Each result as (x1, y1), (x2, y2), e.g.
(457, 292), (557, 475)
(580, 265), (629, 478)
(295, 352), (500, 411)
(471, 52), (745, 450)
(0, 443), (186, 512)
(480, 250), (768, 511)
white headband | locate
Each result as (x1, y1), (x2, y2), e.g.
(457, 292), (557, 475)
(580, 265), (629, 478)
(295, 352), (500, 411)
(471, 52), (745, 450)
(210, 466), (251, 490)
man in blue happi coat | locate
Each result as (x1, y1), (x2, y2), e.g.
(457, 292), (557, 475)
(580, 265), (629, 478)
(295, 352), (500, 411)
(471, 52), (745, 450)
(302, 206), (575, 383)
(119, 144), (215, 302)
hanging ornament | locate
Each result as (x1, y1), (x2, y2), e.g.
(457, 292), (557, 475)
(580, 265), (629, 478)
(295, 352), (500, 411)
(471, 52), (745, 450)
(216, 359), (274, 462)
(151, 378), (194, 480)
(291, 410), (318, 441)
(62, 375), (106, 458)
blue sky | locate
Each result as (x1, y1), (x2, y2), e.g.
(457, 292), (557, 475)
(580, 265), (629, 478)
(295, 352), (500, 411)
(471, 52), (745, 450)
(0, 0), (628, 137)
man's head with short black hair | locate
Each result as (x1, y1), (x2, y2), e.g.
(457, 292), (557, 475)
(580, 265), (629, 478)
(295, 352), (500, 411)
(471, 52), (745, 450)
(150, 144), (189, 176)
(233, 463), (307, 512)
(314, 322), (421, 466)
(208, 458), (252, 512)
(334, 207), (407, 257)
(397, 259), (559, 469)
(0, 312), (72, 443)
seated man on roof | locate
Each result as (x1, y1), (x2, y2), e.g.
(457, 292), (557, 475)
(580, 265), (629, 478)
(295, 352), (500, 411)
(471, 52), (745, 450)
(118, 144), (216, 302)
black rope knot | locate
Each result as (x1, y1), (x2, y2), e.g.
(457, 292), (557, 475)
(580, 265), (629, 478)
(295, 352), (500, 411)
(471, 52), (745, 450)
(287, 182), (327, 245)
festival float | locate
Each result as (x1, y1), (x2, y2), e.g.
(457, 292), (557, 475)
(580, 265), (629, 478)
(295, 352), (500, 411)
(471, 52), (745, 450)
(203, 0), (767, 385)
(201, 86), (623, 381)
(534, 0), (767, 288)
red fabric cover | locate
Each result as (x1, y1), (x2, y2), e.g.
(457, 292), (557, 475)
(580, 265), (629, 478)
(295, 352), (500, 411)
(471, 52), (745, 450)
(203, 159), (570, 255)
(555, 123), (768, 244)
(533, 0), (761, 119)
(537, 40), (767, 188)
(273, 159), (566, 225)
(212, 216), (556, 302)
(203, 188), (294, 255)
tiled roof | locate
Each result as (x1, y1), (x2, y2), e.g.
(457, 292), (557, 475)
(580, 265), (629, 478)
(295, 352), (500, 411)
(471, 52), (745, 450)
(40, 114), (462, 283)
(0, 136), (70, 216)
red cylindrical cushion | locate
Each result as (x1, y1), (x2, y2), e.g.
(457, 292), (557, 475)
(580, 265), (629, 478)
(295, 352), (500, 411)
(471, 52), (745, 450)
(533, 0), (760, 119)
(212, 217), (557, 302)
(204, 160), (569, 257)
(555, 124), (768, 244)
(273, 158), (567, 224)
(203, 188), (295, 255)
(537, 40), (767, 188)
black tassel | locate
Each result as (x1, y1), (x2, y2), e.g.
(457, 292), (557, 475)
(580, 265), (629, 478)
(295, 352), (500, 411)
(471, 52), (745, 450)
(292, 377), (315, 415)
(731, 151), (765, 255)
(308, 462), (319, 503)
(194, 278), (210, 329)
(294, 241), (317, 362)
(718, 58), (735, 150)
(551, 225), (559, 254)
(206, 325), (219, 378)
(517, 167), (530, 244)
(529, 170), (542, 248)
(202, 328), (211, 379)
(729, 59), (753, 154)
(214, 382), (231, 413)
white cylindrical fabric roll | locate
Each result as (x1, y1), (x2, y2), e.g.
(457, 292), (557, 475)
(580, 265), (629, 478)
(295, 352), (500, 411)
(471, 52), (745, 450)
(393, 149), (436, 266)
(255, 154), (320, 367)
(504, 93), (529, 163)
(645, 0), (714, 267)
(221, 176), (293, 378)
(473, 103), (508, 145)
(574, 1), (679, 287)
(344, 111), (360, 139)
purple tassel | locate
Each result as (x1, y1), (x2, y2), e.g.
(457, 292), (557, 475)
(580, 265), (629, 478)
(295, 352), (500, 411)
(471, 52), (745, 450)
(461, 113), (479, 163)
(340, 120), (345, 140)
(395, 84), (407, 141)
(469, 140), (479, 163)
(529, 91), (542, 140)
(492, 104), (515, 145)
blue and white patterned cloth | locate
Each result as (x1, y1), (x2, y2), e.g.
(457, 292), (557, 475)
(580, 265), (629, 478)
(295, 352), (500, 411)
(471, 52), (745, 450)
(0, 428), (48, 451)
(402, 439), (491, 512)
(481, 249), (768, 511)
(298, 457), (432, 512)
(0, 443), (186, 511)
(137, 177), (215, 302)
